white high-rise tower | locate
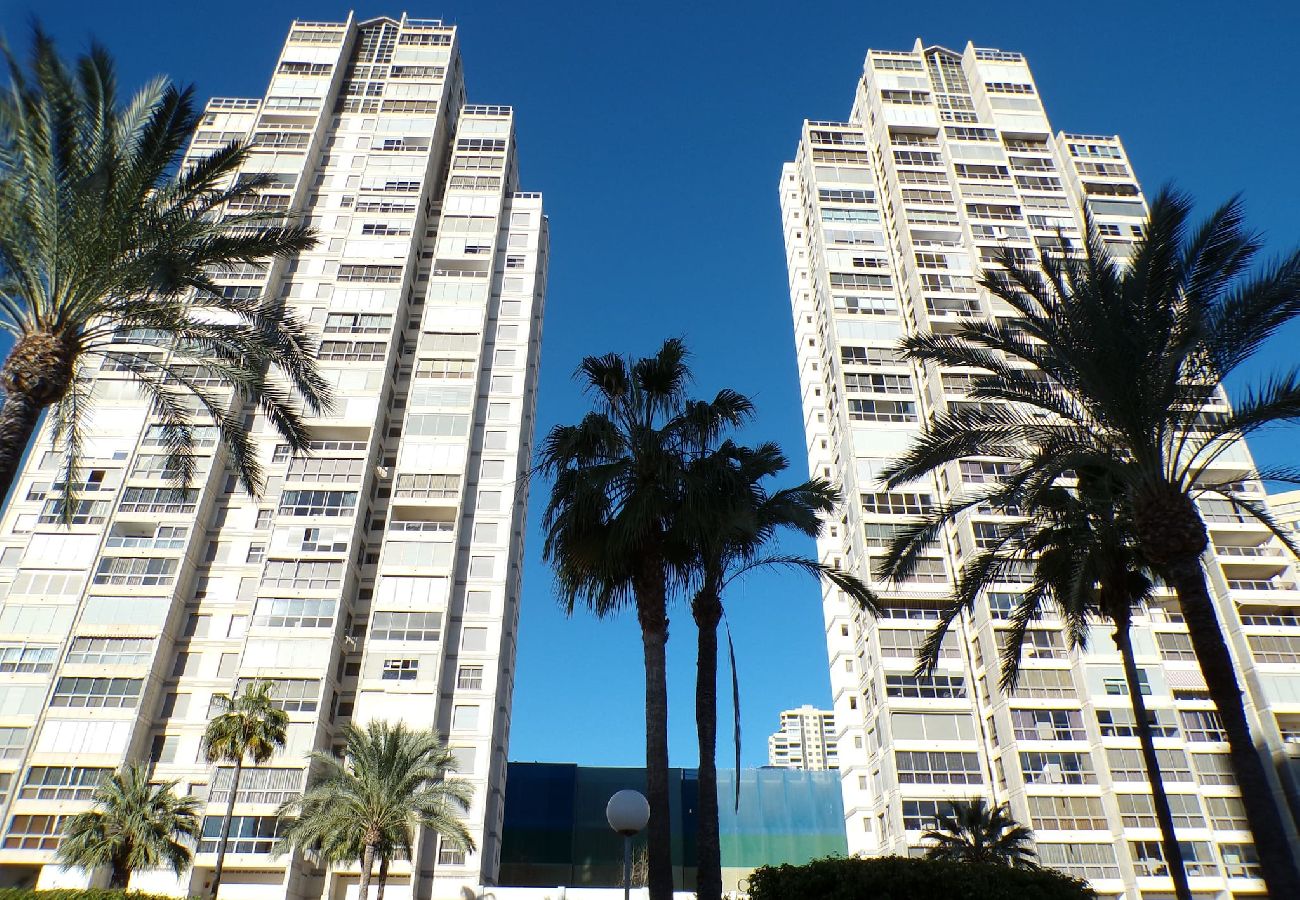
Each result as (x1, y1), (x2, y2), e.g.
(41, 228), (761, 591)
(0, 14), (545, 900)
(781, 39), (1299, 899)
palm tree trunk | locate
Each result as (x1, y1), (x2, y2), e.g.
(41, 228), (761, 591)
(109, 857), (131, 890)
(636, 569), (675, 900)
(375, 855), (388, 900)
(693, 592), (723, 900)
(358, 843), (376, 900)
(0, 387), (44, 506)
(211, 758), (242, 900)
(1113, 620), (1192, 900)
(1165, 555), (1300, 895)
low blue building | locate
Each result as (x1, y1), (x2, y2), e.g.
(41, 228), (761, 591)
(498, 763), (847, 892)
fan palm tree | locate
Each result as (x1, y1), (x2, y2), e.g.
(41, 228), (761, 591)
(56, 764), (201, 889)
(682, 440), (878, 900)
(886, 468), (1193, 899)
(881, 188), (1300, 894)
(537, 338), (752, 900)
(0, 29), (329, 510)
(202, 680), (288, 898)
(923, 798), (1036, 868)
(275, 721), (474, 900)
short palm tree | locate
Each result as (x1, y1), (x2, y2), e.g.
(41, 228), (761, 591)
(887, 468), (1193, 899)
(882, 189), (1300, 894)
(682, 440), (877, 900)
(923, 799), (1036, 868)
(275, 721), (474, 900)
(0, 30), (329, 509)
(202, 680), (288, 898)
(56, 764), (201, 889)
(537, 338), (752, 900)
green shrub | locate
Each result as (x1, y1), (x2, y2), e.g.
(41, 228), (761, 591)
(0, 890), (184, 900)
(746, 855), (1096, 900)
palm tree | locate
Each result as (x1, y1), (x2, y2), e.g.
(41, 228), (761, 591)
(881, 189), (1300, 894)
(922, 799), (1036, 868)
(886, 468), (1193, 899)
(56, 764), (201, 889)
(275, 721), (474, 900)
(0, 30), (329, 510)
(682, 440), (877, 900)
(202, 680), (288, 898)
(537, 338), (752, 900)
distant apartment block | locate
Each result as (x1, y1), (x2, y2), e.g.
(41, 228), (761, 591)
(0, 13), (546, 900)
(767, 706), (838, 771)
(781, 38), (1299, 899)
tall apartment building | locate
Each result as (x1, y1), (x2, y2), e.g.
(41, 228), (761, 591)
(767, 706), (838, 771)
(1268, 490), (1300, 541)
(781, 39), (1300, 899)
(0, 14), (546, 900)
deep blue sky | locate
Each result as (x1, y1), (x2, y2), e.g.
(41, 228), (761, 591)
(4, 1), (1300, 768)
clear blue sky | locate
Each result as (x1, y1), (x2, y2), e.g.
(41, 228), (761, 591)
(4, 1), (1300, 768)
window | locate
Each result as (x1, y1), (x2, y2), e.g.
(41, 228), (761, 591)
(38, 499), (110, 525)
(50, 677), (143, 709)
(1130, 840), (1217, 877)
(901, 799), (945, 831)
(394, 473), (460, 498)
(1156, 631), (1196, 661)
(860, 492), (932, 516)
(1180, 710), (1227, 742)
(848, 399), (917, 423)
(0, 728), (29, 759)
(1107, 747), (1192, 783)
(119, 486), (199, 513)
(1011, 708), (1085, 741)
(878, 630), (958, 659)
(1119, 792), (1204, 829)
(286, 457), (366, 483)
(469, 556), (495, 578)
(370, 611), (441, 642)
(1020, 750), (1096, 785)
(1220, 843), (1261, 879)
(235, 679), (319, 713)
(1103, 669), (1151, 695)
(210, 768), (303, 806)
(260, 560), (344, 591)
(320, 340), (387, 362)
(457, 666), (483, 689)
(989, 597), (1025, 623)
(64, 637), (153, 666)
(3, 814), (66, 850)
(1028, 795), (1107, 831)
(20, 767), (110, 801)
(382, 659), (419, 681)
(278, 490), (357, 517)
(1248, 633), (1300, 663)
(452, 705), (479, 731)
(462, 627), (489, 651)
(844, 373), (911, 394)
(198, 815), (283, 854)
(1192, 752), (1235, 786)
(0, 644), (57, 674)
(338, 264), (403, 283)
(253, 598), (337, 629)
(891, 712), (974, 741)
(1037, 843), (1120, 880)
(415, 358), (475, 379)
(1206, 795), (1249, 831)
(886, 673), (965, 699)
(438, 844), (467, 866)
(1096, 707), (1178, 738)
(895, 750), (982, 785)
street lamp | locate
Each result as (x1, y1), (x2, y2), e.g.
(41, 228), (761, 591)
(606, 789), (650, 900)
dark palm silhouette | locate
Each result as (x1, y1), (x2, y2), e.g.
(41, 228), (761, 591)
(683, 440), (877, 900)
(885, 468), (1193, 898)
(537, 339), (751, 900)
(923, 799), (1036, 868)
(882, 189), (1300, 894)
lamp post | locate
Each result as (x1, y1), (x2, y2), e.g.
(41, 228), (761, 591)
(606, 789), (650, 900)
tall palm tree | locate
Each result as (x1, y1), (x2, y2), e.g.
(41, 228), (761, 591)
(885, 468), (1193, 899)
(537, 338), (752, 900)
(881, 189), (1300, 894)
(202, 680), (289, 898)
(0, 30), (329, 509)
(922, 798), (1036, 868)
(56, 764), (201, 889)
(275, 721), (474, 900)
(682, 440), (878, 900)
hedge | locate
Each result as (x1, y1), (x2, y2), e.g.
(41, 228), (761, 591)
(0, 891), (184, 900)
(746, 855), (1096, 900)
